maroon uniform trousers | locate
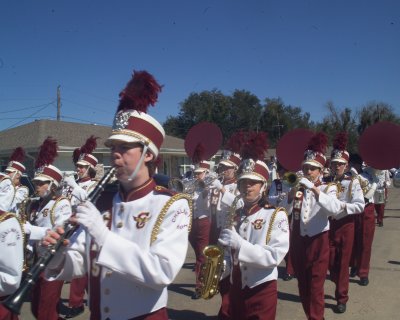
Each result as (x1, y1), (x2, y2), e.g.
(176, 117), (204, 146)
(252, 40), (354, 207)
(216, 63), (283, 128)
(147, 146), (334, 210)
(229, 266), (277, 320)
(0, 297), (19, 320)
(188, 217), (211, 288)
(374, 203), (385, 225)
(218, 276), (231, 320)
(31, 274), (64, 320)
(68, 276), (87, 307)
(352, 203), (375, 278)
(291, 227), (329, 320)
(329, 215), (355, 304)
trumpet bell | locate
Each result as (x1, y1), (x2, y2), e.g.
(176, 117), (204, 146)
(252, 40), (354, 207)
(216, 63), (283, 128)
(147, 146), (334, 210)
(282, 172), (299, 187)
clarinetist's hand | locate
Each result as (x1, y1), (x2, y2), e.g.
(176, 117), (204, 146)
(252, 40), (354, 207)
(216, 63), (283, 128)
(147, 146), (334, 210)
(42, 227), (69, 246)
(75, 201), (109, 247)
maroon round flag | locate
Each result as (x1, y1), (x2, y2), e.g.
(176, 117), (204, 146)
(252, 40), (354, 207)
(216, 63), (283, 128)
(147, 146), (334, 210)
(276, 128), (314, 171)
(358, 121), (400, 170)
(184, 122), (223, 162)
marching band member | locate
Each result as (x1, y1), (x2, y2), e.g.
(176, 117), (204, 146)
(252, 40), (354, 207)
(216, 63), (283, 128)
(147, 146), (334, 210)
(0, 211), (24, 320)
(209, 146), (241, 319)
(288, 132), (343, 320)
(61, 136), (99, 319)
(43, 70), (192, 320)
(267, 162), (294, 281)
(328, 133), (365, 314)
(218, 131), (289, 320)
(209, 151), (241, 245)
(349, 153), (377, 286)
(29, 137), (73, 320)
(0, 169), (16, 214)
(5, 147), (29, 214)
(364, 167), (391, 227)
(190, 160), (212, 299)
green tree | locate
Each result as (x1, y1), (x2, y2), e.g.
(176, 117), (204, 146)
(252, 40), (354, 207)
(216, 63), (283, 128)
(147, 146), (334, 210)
(259, 98), (313, 147)
(357, 102), (400, 134)
(316, 101), (358, 152)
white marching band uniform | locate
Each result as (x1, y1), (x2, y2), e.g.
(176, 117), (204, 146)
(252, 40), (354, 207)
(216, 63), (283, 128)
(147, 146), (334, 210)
(10, 185), (29, 215)
(294, 183), (343, 236)
(0, 213), (24, 297)
(0, 173), (15, 212)
(46, 185), (191, 320)
(234, 206), (289, 286)
(330, 177), (365, 221)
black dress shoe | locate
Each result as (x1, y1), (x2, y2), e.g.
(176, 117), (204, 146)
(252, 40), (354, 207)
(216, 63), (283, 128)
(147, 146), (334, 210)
(65, 305), (85, 319)
(191, 290), (201, 300)
(378, 222), (383, 227)
(350, 267), (357, 277)
(359, 277), (369, 286)
(283, 273), (293, 281)
(335, 303), (346, 313)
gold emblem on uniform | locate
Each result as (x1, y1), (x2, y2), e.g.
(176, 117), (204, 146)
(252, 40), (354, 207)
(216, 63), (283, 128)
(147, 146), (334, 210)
(42, 208), (49, 217)
(116, 221), (123, 228)
(252, 219), (265, 230)
(133, 212), (151, 229)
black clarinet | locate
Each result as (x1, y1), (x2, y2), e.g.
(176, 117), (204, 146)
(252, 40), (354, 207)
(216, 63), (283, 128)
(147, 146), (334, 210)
(2, 167), (116, 314)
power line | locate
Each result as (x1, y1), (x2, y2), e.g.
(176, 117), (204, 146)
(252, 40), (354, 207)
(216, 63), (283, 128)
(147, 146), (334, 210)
(0, 115), (54, 121)
(62, 98), (109, 114)
(61, 115), (110, 126)
(5, 102), (54, 130)
(0, 101), (56, 114)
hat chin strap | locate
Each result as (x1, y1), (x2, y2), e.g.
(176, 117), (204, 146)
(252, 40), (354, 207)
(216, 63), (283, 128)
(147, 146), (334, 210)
(127, 145), (149, 181)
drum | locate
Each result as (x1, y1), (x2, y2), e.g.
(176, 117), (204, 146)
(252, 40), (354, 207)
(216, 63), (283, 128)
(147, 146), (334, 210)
(374, 188), (386, 204)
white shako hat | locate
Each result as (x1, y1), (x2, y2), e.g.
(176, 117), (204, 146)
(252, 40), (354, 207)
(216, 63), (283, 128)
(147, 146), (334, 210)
(74, 136), (99, 168)
(302, 132), (328, 169)
(235, 131), (270, 183)
(330, 132), (350, 164)
(5, 147), (26, 174)
(33, 137), (63, 187)
(105, 70), (165, 157)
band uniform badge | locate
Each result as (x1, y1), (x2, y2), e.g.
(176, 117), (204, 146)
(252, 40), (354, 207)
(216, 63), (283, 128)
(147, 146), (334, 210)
(133, 212), (151, 229)
(252, 219), (265, 230)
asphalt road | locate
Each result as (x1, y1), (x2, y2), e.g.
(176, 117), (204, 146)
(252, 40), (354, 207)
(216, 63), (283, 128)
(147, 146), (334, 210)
(16, 187), (400, 319)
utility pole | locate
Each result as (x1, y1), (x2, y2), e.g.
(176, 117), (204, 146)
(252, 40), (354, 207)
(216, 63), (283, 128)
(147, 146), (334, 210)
(57, 85), (61, 121)
(273, 113), (284, 139)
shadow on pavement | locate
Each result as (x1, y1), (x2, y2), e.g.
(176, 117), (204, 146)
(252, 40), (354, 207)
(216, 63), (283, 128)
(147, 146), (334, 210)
(168, 283), (196, 297)
(388, 260), (400, 265)
(168, 308), (218, 320)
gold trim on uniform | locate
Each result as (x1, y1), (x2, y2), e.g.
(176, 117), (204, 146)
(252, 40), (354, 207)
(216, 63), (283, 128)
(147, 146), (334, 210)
(150, 193), (193, 245)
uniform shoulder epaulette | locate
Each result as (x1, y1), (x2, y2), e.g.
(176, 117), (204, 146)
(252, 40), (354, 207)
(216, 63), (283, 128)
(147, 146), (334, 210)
(154, 185), (176, 196)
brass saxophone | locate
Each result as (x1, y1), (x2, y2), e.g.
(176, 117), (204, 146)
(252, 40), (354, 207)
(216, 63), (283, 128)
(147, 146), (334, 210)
(198, 195), (240, 299)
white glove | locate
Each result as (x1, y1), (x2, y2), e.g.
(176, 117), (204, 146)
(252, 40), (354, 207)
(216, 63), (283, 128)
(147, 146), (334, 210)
(218, 227), (243, 251)
(350, 168), (358, 176)
(211, 179), (223, 191)
(24, 222), (48, 241)
(63, 175), (78, 189)
(76, 201), (109, 247)
(299, 177), (314, 189)
(364, 182), (377, 199)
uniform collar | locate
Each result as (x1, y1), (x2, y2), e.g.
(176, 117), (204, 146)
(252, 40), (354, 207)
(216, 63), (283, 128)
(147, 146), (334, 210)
(120, 178), (155, 202)
(79, 176), (92, 183)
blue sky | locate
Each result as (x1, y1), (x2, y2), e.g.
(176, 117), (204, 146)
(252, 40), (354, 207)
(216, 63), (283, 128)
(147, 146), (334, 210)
(0, 0), (399, 131)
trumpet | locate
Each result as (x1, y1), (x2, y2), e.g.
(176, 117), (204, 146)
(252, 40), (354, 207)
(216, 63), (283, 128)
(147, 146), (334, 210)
(282, 171), (301, 187)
